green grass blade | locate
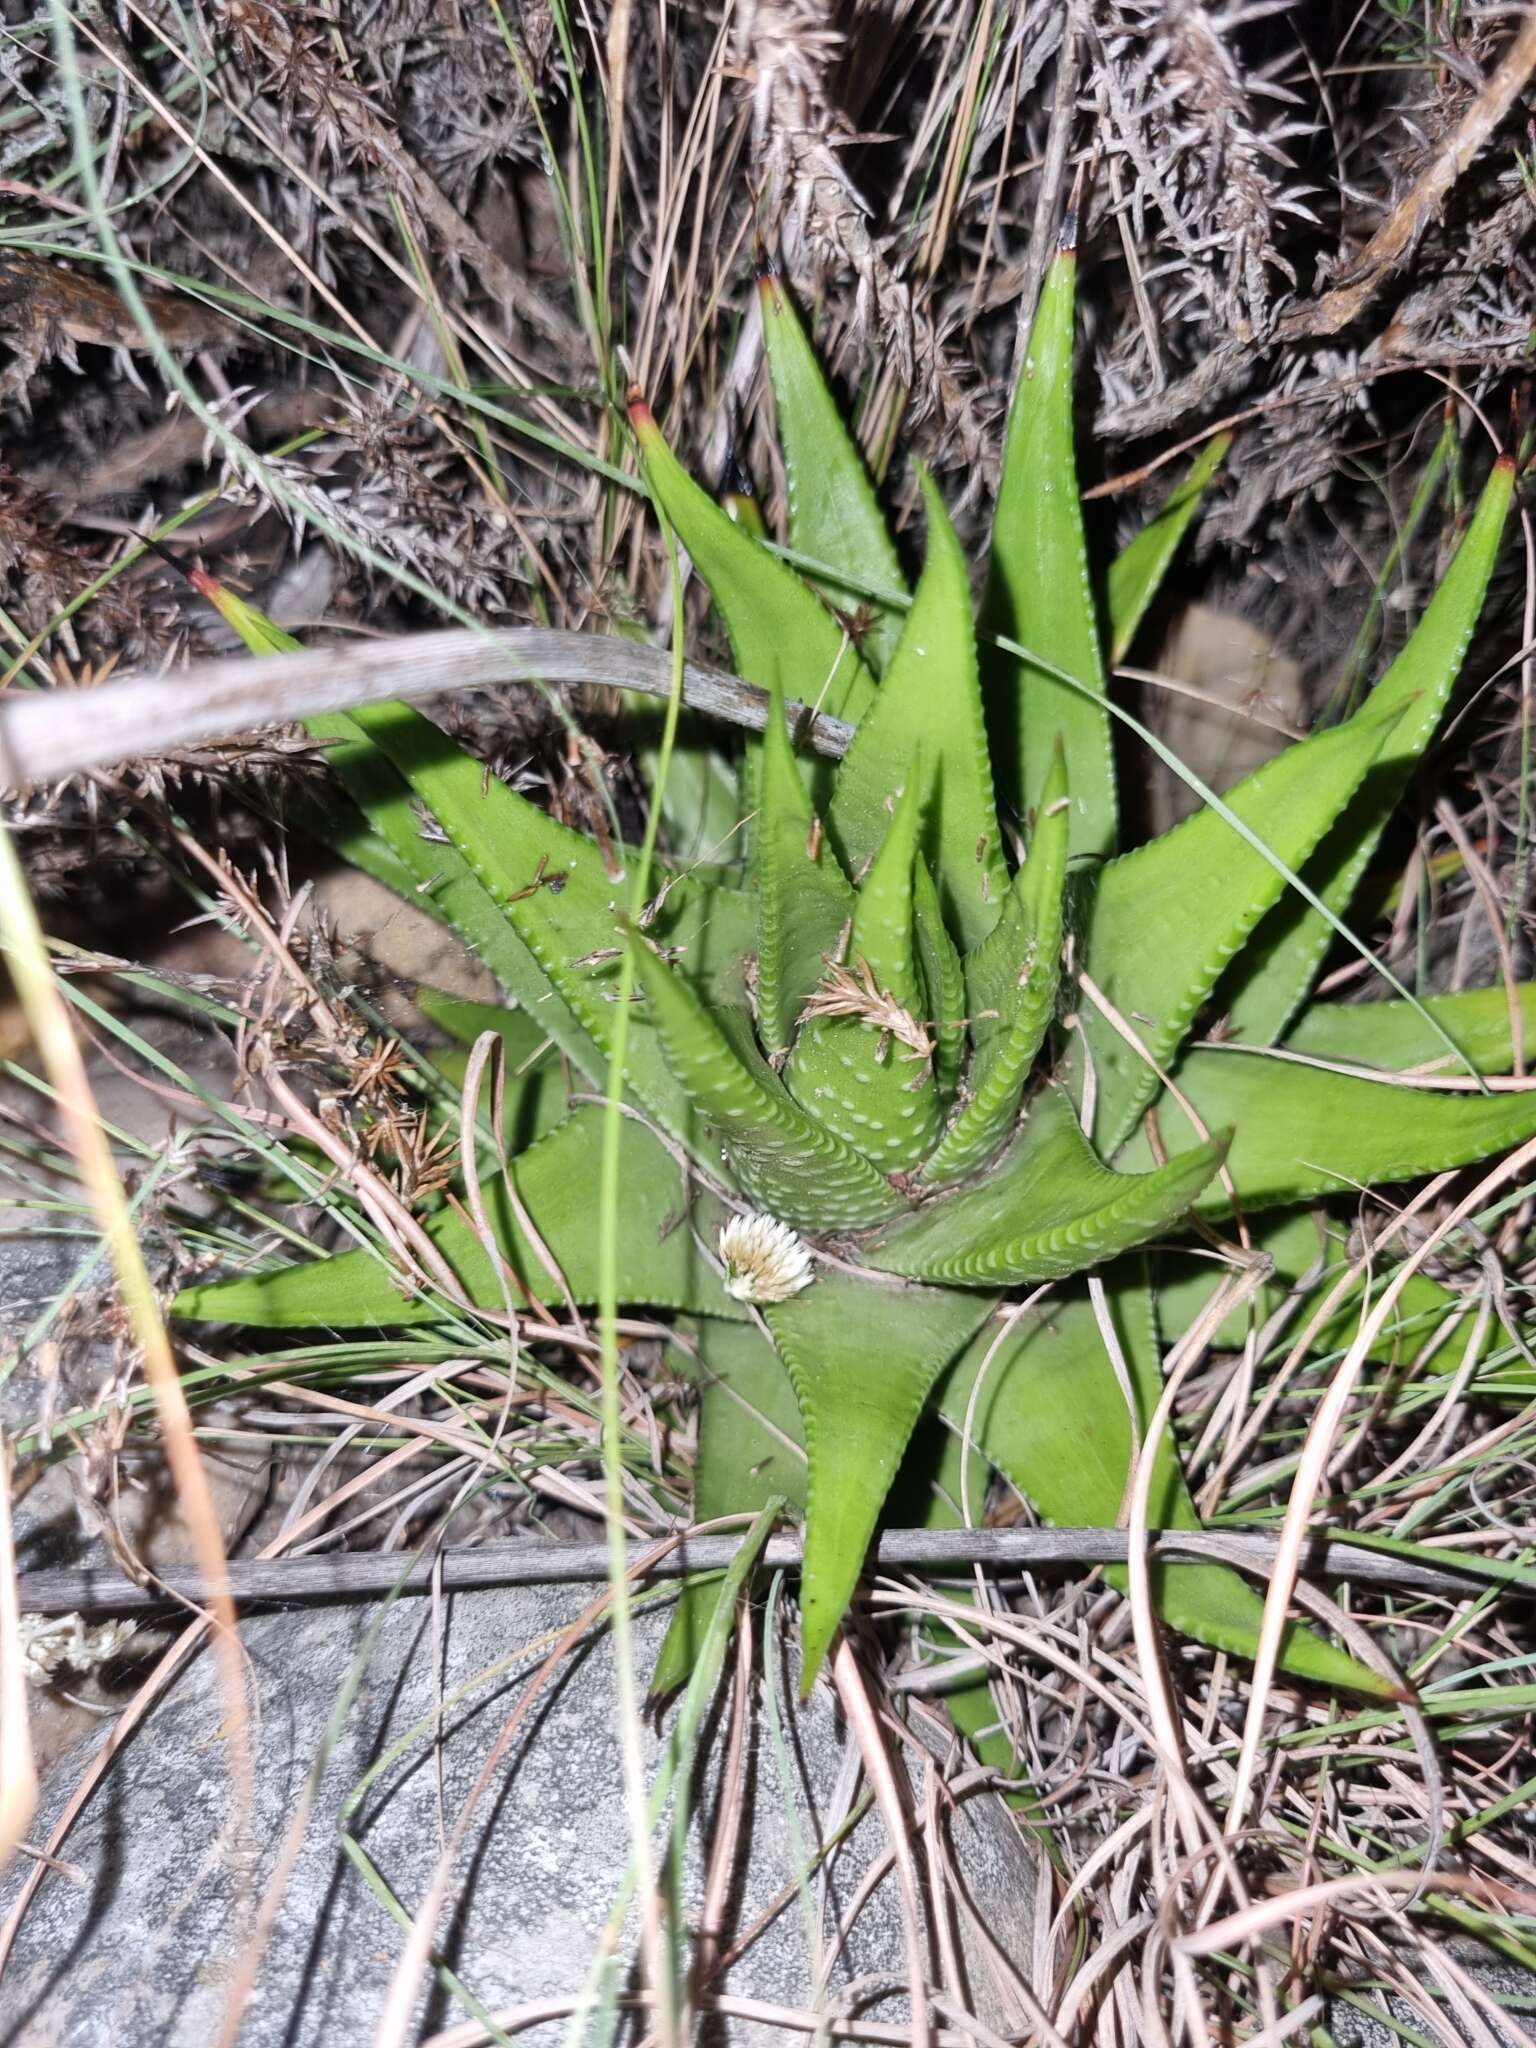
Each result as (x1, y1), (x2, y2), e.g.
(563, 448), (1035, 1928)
(1221, 455), (1515, 1044)
(186, 568), (304, 655)
(620, 673), (745, 869)
(866, 1086), (1227, 1285)
(1106, 434), (1231, 665)
(1152, 1209), (1499, 1373)
(829, 472), (1006, 949)
(759, 266), (908, 674)
(1324, 410), (1457, 723)
(982, 243), (1114, 857)
(651, 1318), (807, 1697)
(890, 1425), (1056, 1825)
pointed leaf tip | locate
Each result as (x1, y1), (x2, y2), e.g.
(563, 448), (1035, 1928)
(868, 1087), (1227, 1287)
(983, 245), (1114, 857)
(632, 396), (878, 727)
(759, 275), (908, 677)
(767, 1274), (993, 1690)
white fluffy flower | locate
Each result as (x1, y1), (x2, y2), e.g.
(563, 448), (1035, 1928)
(718, 1212), (815, 1304)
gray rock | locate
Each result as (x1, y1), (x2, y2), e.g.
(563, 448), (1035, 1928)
(2, 1588), (1039, 2046)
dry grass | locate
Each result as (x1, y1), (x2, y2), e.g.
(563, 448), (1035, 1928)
(2, 1), (1536, 2042)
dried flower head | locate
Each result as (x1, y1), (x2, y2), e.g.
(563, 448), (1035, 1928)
(20, 1612), (136, 1689)
(718, 1211), (815, 1304)
(798, 956), (935, 1068)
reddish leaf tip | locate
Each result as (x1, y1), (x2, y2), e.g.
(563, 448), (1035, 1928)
(1060, 165), (1084, 253)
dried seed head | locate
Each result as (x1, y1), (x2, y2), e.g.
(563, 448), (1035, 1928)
(799, 957), (935, 1066)
(19, 1612), (136, 1688)
(718, 1211), (815, 1304)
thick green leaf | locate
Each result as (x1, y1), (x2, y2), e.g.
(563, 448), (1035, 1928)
(843, 771), (928, 1011)
(417, 987), (568, 1150)
(765, 1270), (993, 1687)
(313, 711), (607, 1071)
(424, 1043), (570, 1149)
(923, 745), (1069, 1186)
(342, 699), (757, 1160)
(982, 247), (1114, 858)
(189, 572), (608, 1079)
(1221, 456), (1515, 1045)
(626, 933), (907, 1230)
(1286, 983), (1536, 1077)
(610, 608), (745, 866)
(652, 1317), (807, 1697)
(865, 1086), (1227, 1286)
(629, 397), (877, 726)
(755, 685), (855, 1057)
(1117, 1045), (1536, 1212)
(1154, 1207), (1322, 1355)
(632, 709), (744, 867)
(935, 1273), (1392, 1693)
(1152, 1209), (1498, 1373)
(1079, 703), (1404, 1152)
(415, 987), (551, 1064)
(913, 859), (968, 1102)
(1106, 434), (1231, 665)
(829, 473), (1005, 950)
(318, 798), (433, 903)
(786, 776), (941, 1169)
(172, 1105), (742, 1328)
(758, 269), (908, 674)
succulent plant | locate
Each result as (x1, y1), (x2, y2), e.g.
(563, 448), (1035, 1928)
(177, 236), (1532, 1734)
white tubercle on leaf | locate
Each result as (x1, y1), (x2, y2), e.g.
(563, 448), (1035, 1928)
(719, 1212), (815, 1304)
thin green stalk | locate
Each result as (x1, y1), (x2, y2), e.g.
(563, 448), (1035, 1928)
(545, 0), (607, 368)
(761, 1570), (827, 2030)
(486, 0), (599, 355)
(565, 1504), (784, 2048)
(1325, 415), (1454, 723)
(389, 195), (505, 497)
(588, 500), (692, 2046)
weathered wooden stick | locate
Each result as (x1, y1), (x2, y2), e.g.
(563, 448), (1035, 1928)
(16, 1526), (1523, 1616)
(0, 627), (855, 790)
